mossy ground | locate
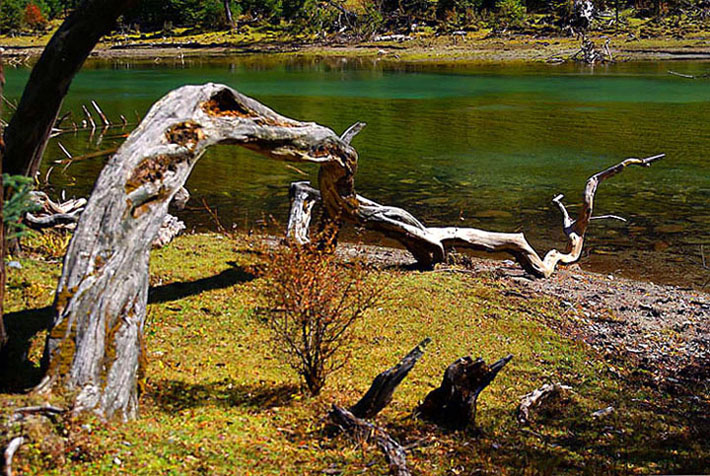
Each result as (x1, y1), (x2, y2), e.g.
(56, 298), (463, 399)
(2, 233), (708, 474)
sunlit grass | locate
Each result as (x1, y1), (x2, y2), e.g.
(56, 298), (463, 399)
(2, 233), (708, 474)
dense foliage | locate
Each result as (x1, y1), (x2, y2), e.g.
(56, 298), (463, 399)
(1, 0), (707, 34)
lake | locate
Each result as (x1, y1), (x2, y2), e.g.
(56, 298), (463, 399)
(3, 57), (709, 287)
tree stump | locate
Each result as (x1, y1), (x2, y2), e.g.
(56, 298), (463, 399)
(418, 354), (512, 429)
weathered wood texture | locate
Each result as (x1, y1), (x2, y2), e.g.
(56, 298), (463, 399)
(2, 0), (137, 178)
(24, 192), (86, 230)
(351, 337), (431, 419)
(42, 83), (663, 420)
(329, 405), (411, 476)
(517, 382), (572, 425)
(289, 153), (663, 276)
(418, 354), (512, 429)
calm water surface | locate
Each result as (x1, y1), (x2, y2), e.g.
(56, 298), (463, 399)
(3, 58), (709, 287)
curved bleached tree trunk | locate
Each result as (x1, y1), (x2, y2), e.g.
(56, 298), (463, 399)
(37, 83), (361, 420)
(39, 83), (662, 420)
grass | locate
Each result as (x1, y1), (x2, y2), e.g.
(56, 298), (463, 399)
(2, 232), (709, 474)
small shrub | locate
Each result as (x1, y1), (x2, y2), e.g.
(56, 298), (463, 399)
(24, 2), (47, 31)
(254, 237), (386, 396)
(24, 230), (72, 260)
(3, 174), (41, 241)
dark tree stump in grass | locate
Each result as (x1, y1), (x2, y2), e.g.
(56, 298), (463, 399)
(351, 337), (431, 419)
(418, 354), (512, 430)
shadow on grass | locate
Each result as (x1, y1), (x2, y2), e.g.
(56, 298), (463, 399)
(0, 306), (53, 393)
(0, 264), (255, 393)
(148, 266), (255, 304)
(150, 379), (298, 413)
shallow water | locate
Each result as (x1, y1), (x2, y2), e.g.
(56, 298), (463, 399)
(3, 57), (709, 287)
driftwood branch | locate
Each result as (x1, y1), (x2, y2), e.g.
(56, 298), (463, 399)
(328, 405), (410, 476)
(289, 153), (662, 276)
(517, 383), (572, 424)
(25, 191), (86, 230)
(351, 337), (431, 419)
(286, 181), (321, 244)
(418, 354), (512, 429)
(3, 437), (24, 476)
(668, 70), (710, 79)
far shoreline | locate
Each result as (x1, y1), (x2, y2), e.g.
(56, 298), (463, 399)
(3, 33), (710, 64)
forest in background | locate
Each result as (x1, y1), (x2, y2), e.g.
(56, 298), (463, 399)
(1, 0), (708, 38)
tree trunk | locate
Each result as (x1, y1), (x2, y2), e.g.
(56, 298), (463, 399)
(39, 84), (664, 420)
(224, 0), (235, 28)
(0, 43), (6, 351)
(2, 0), (137, 179)
(37, 84), (363, 420)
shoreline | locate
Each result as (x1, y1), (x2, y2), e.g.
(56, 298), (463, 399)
(3, 33), (710, 64)
(334, 237), (710, 392)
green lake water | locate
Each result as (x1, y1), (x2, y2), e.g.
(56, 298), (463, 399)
(3, 57), (709, 287)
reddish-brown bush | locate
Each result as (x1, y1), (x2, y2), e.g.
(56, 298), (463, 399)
(254, 239), (386, 396)
(24, 3), (47, 31)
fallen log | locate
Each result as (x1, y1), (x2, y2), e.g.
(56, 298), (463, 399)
(418, 354), (512, 429)
(25, 191), (86, 231)
(329, 405), (411, 476)
(517, 382), (572, 424)
(289, 152), (663, 275)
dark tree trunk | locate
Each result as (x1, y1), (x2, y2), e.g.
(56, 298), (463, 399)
(2, 0), (137, 179)
(0, 43), (6, 351)
(224, 0), (235, 28)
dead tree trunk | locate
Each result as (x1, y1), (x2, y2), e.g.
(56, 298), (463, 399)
(224, 0), (235, 28)
(40, 83), (663, 419)
(2, 0), (137, 179)
(289, 153), (663, 275)
(37, 84), (362, 420)
(417, 354), (512, 429)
